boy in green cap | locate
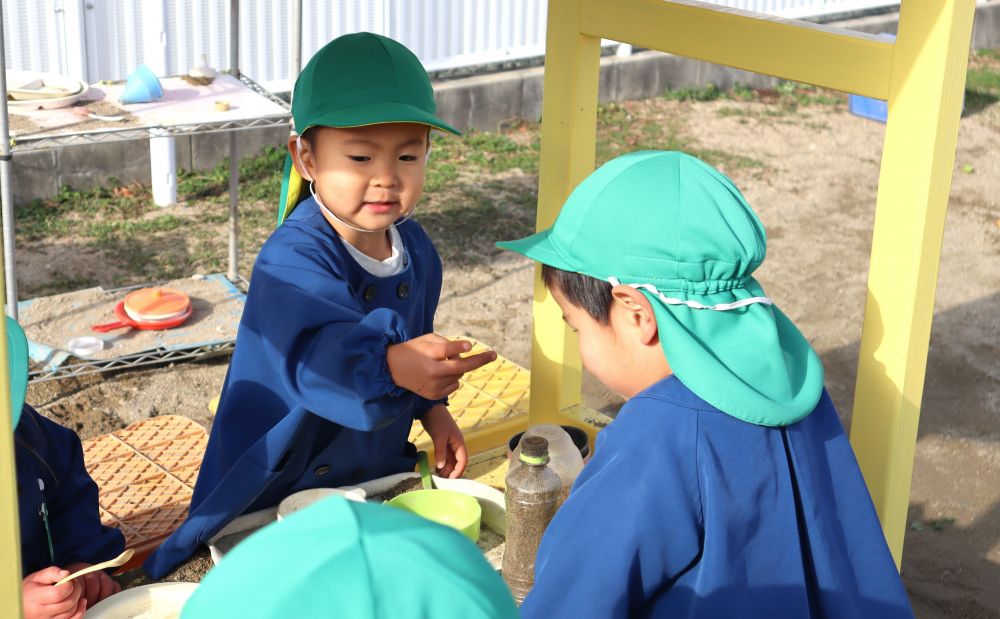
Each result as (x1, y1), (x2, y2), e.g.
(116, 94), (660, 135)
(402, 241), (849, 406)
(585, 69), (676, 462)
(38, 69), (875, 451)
(181, 496), (518, 618)
(498, 151), (914, 617)
(146, 32), (496, 578)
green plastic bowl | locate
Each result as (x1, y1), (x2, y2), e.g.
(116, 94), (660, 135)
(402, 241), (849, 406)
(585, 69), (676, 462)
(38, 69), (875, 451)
(388, 489), (482, 542)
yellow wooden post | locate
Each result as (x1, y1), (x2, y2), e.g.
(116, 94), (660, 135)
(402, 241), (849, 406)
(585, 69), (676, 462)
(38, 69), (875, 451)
(528, 0), (602, 426)
(0, 264), (23, 613)
(849, 0), (976, 567)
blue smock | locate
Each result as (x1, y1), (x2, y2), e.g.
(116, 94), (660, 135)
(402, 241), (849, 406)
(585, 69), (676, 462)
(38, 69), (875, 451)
(522, 376), (914, 618)
(16, 405), (125, 575)
(146, 199), (442, 578)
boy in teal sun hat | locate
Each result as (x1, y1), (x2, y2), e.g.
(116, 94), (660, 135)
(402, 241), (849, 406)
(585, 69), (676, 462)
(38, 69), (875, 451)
(181, 496), (518, 619)
(146, 32), (496, 578)
(498, 151), (913, 617)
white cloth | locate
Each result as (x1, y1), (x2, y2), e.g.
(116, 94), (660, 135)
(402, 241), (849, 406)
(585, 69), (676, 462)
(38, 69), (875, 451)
(342, 225), (407, 277)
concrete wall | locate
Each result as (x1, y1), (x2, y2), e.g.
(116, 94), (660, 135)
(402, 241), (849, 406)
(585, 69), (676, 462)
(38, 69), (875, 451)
(9, 0), (1000, 206)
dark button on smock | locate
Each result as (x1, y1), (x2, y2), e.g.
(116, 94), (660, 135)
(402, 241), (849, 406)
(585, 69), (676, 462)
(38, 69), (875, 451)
(314, 465), (330, 477)
(397, 282), (410, 299)
(363, 285), (376, 301)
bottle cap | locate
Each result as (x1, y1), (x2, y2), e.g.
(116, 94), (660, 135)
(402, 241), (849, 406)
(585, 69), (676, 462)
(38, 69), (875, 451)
(519, 436), (550, 465)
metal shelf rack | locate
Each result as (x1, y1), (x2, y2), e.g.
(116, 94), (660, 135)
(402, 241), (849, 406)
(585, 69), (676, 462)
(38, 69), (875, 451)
(0, 1), (289, 380)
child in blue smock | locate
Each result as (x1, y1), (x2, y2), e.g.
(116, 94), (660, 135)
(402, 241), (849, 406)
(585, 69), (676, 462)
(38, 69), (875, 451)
(497, 151), (914, 618)
(146, 32), (496, 578)
(7, 317), (126, 617)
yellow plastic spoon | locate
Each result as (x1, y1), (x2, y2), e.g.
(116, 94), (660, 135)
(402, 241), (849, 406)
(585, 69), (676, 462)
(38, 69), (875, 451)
(54, 549), (134, 586)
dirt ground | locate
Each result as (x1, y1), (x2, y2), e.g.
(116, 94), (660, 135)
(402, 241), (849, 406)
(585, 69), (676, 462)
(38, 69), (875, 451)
(22, 87), (1000, 615)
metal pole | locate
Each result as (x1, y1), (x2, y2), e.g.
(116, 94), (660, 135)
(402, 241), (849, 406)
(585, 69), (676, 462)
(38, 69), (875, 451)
(147, 0), (177, 206)
(228, 134), (239, 282)
(228, 0), (240, 282)
(0, 5), (19, 321)
(291, 0), (303, 87)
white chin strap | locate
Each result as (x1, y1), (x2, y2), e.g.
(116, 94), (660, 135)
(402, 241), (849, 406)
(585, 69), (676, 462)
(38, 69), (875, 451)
(295, 134), (417, 234)
(608, 277), (772, 311)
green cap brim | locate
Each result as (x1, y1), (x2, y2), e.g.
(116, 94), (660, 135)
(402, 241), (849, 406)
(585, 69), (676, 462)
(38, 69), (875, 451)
(5, 316), (28, 430)
(495, 229), (577, 272)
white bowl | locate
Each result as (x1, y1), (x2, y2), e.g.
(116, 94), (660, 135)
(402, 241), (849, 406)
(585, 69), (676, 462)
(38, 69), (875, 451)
(85, 582), (198, 619)
(276, 486), (367, 520)
(67, 336), (105, 357)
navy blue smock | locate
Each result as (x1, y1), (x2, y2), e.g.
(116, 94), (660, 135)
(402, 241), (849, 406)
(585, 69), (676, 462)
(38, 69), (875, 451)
(146, 198), (442, 578)
(16, 405), (125, 575)
(522, 376), (914, 618)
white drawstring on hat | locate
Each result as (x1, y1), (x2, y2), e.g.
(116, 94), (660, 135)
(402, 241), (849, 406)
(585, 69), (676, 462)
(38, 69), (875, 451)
(608, 277), (772, 311)
(295, 134), (418, 233)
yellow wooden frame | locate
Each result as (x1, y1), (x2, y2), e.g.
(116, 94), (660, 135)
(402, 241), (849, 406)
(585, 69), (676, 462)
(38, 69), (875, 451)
(524, 0), (975, 568)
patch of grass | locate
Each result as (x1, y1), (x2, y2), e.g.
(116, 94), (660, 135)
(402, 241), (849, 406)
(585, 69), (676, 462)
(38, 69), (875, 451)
(691, 148), (768, 175)
(416, 182), (536, 266)
(909, 517), (955, 532)
(664, 82), (722, 102)
(967, 67), (1000, 92)
(729, 83), (755, 102)
(975, 47), (1000, 62)
(964, 63), (1000, 115)
(716, 106), (753, 118)
(777, 81), (844, 106)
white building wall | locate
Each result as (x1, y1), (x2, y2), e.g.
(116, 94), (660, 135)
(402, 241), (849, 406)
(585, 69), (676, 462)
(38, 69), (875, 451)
(5, 0), (902, 92)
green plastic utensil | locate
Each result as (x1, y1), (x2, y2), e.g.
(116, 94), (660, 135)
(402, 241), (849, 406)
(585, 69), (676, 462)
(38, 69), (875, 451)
(418, 450), (434, 490)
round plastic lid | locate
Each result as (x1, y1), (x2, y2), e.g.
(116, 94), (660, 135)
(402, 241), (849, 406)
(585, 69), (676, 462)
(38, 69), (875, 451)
(123, 287), (190, 320)
(67, 336), (105, 357)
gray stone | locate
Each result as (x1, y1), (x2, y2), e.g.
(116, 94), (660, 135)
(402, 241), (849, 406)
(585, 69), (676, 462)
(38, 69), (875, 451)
(9, 149), (58, 207)
(615, 53), (667, 101)
(436, 72), (524, 133)
(57, 140), (151, 190)
(972, 0), (1000, 50)
(190, 126), (288, 171)
(598, 57), (618, 104)
(520, 67), (545, 123)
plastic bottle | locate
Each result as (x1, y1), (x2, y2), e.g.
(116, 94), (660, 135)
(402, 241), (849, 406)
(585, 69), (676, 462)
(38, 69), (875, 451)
(503, 436), (562, 604)
(510, 424), (584, 503)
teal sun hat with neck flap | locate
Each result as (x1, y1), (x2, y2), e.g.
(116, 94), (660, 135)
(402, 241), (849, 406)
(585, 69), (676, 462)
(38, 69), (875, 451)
(5, 316), (29, 430)
(278, 31), (461, 225)
(181, 496), (518, 619)
(497, 151), (824, 426)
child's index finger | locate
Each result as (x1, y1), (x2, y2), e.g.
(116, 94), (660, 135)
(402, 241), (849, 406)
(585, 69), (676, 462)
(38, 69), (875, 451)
(446, 349), (498, 375)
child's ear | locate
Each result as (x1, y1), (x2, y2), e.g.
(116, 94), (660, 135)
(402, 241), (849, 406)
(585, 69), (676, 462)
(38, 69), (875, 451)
(288, 134), (314, 179)
(611, 286), (659, 345)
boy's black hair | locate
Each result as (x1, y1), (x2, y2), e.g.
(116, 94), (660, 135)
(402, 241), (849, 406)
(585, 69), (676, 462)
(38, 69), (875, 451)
(541, 264), (614, 325)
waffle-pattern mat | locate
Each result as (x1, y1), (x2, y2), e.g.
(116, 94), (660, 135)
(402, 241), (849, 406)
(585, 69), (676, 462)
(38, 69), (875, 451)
(82, 415), (207, 570)
(408, 339), (529, 446)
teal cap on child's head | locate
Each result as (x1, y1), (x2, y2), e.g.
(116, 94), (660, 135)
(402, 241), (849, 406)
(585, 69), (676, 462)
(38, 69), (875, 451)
(497, 151), (824, 427)
(292, 31), (459, 136)
(5, 316), (28, 430)
(181, 497), (518, 619)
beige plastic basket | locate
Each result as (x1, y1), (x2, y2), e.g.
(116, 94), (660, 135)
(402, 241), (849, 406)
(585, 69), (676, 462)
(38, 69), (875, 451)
(82, 415), (207, 572)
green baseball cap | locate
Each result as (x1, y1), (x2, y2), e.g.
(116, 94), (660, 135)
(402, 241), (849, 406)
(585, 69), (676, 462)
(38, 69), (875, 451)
(498, 151), (824, 426)
(5, 316), (28, 430)
(181, 497), (518, 619)
(278, 32), (460, 223)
